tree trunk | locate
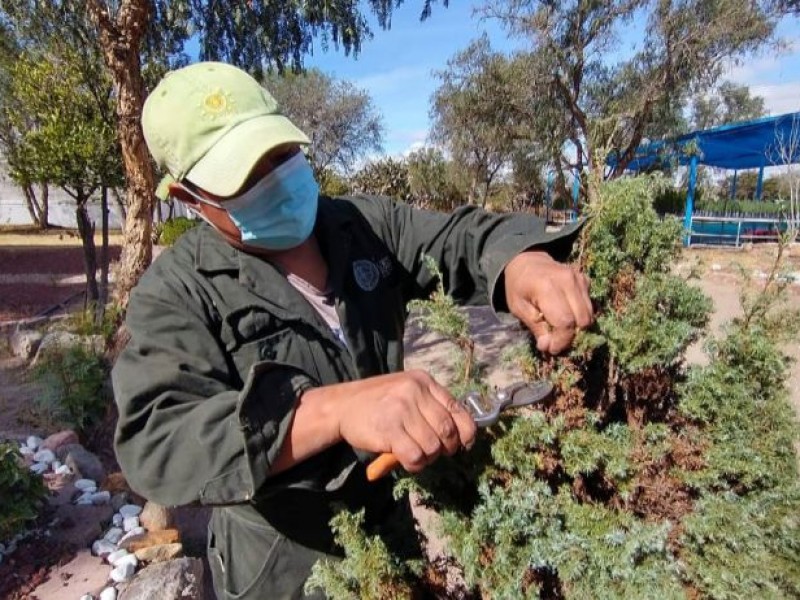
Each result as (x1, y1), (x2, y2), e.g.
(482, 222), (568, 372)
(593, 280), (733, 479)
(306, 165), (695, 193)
(22, 183), (49, 229)
(39, 184), (49, 229)
(87, 0), (154, 309)
(75, 198), (99, 306)
(99, 186), (110, 320)
(112, 187), (127, 222)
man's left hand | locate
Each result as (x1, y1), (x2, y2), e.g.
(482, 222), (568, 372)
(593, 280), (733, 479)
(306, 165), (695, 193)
(503, 250), (594, 355)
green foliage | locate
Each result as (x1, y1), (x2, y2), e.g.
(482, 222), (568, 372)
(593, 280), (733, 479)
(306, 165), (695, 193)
(600, 273), (711, 372)
(318, 168), (351, 197)
(583, 175), (684, 301)
(350, 157), (412, 203)
(66, 303), (122, 344)
(33, 345), (107, 432)
(158, 216), (199, 247)
(696, 197), (786, 216)
(0, 442), (47, 542)
(406, 147), (467, 211)
(304, 509), (418, 600)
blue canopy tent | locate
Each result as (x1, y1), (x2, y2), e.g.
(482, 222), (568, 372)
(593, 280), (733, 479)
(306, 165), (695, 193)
(610, 111), (800, 243)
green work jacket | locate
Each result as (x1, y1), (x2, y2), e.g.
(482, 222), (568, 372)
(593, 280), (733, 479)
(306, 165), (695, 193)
(112, 194), (578, 598)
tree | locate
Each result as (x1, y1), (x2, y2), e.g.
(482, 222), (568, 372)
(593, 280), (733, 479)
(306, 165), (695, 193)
(262, 69), (383, 178)
(691, 81), (766, 130)
(4, 49), (122, 307)
(430, 36), (523, 206)
(406, 147), (467, 211)
(480, 0), (778, 202)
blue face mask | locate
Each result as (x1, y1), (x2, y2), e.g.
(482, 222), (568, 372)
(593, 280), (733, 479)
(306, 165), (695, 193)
(183, 153), (319, 250)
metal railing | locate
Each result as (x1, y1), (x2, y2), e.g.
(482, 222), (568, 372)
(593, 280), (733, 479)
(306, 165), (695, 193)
(686, 214), (794, 247)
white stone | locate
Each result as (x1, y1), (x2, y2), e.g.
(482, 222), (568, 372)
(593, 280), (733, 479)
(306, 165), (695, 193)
(76, 492), (96, 505)
(75, 478), (98, 492)
(26, 435), (43, 450)
(18, 445), (34, 456)
(106, 548), (129, 565)
(92, 539), (117, 557)
(91, 491), (111, 505)
(54, 464), (71, 475)
(113, 553), (138, 570)
(79, 595), (94, 600)
(711, 263), (722, 271)
(51, 460), (62, 470)
(110, 560), (136, 582)
(4, 541), (17, 555)
(118, 504), (142, 518)
(112, 514), (124, 527)
(104, 527), (124, 544)
(117, 527), (145, 546)
(33, 448), (56, 464)
(99, 587), (117, 600)
(122, 516), (140, 532)
(29, 462), (48, 475)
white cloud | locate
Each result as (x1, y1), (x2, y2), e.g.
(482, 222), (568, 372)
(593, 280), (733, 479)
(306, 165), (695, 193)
(750, 82), (800, 115)
(354, 66), (432, 95)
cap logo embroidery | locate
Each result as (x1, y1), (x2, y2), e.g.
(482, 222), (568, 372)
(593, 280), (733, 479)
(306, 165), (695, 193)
(200, 88), (234, 120)
(353, 260), (380, 292)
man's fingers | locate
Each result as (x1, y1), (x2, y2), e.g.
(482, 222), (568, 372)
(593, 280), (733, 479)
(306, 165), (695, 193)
(390, 433), (428, 473)
(427, 382), (477, 450)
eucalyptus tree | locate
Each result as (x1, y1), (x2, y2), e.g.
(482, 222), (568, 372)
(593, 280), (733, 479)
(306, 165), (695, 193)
(481, 0), (778, 202)
(430, 36), (523, 206)
(262, 68), (383, 179)
(691, 81), (766, 130)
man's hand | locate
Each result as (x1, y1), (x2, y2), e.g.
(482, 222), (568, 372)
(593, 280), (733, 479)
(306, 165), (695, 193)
(336, 370), (477, 473)
(278, 370), (477, 476)
(504, 250), (593, 354)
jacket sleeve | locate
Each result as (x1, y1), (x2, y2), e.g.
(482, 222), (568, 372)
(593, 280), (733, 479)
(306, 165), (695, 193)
(111, 270), (309, 507)
(350, 195), (582, 310)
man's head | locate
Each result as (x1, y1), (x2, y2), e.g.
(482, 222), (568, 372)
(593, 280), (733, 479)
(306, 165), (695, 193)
(142, 62), (318, 251)
(143, 61), (309, 198)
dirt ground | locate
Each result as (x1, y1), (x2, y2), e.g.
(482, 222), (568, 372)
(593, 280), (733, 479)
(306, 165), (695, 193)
(0, 238), (799, 598)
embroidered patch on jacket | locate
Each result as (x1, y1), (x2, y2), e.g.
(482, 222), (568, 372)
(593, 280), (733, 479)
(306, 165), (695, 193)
(353, 259), (380, 291)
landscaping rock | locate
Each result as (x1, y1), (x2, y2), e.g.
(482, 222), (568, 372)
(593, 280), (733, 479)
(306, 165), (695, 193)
(111, 492), (131, 513)
(34, 332), (104, 362)
(107, 548), (130, 565)
(49, 504), (113, 547)
(65, 446), (106, 484)
(134, 543), (183, 564)
(119, 529), (180, 552)
(104, 527), (124, 544)
(10, 330), (43, 359)
(140, 502), (173, 531)
(123, 516), (140, 532)
(117, 557), (204, 600)
(100, 587), (117, 600)
(118, 504), (142, 518)
(26, 435), (43, 450)
(110, 559), (136, 582)
(102, 472), (132, 494)
(33, 448), (56, 463)
(41, 429), (79, 453)
(75, 478), (97, 492)
(92, 539), (117, 557)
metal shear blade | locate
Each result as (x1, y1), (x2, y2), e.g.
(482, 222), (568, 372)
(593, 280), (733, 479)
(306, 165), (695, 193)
(463, 380), (553, 427)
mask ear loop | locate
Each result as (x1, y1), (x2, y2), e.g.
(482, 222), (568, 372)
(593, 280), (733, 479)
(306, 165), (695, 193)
(178, 183), (225, 210)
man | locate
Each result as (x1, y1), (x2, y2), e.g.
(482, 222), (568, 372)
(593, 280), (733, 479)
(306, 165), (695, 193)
(113, 61), (593, 599)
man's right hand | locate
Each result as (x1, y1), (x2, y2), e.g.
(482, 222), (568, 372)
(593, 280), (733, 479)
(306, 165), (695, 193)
(335, 370), (477, 473)
(270, 370), (476, 476)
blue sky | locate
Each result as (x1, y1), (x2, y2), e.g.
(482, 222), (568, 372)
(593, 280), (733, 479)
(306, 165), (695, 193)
(305, 3), (800, 157)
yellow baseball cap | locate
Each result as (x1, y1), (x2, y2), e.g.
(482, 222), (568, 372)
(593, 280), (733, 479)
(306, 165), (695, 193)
(142, 61), (309, 199)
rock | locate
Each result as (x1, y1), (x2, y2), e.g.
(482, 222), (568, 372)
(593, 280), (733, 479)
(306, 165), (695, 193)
(134, 543), (183, 564)
(113, 514), (124, 527)
(111, 492), (130, 513)
(104, 527), (124, 544)
(110, 560), (137, 583)
(48, 503), (113, 547)
(54, 464), (71, 475)
(29, 462), (48, 475)
(117, 557), (204, 600)
(119, 529), (180, 552)
(92, 539), (117, 557)
(65, 446), (106, 484)
(139, 502), (174, 531)
(18, 445), (34, 456)
(41, 429), (80, 453)
(75, 478), (98, 492)
(113, 553), (139, 570)
(123, 516), (140, 532)
(117, 527), (145, 547)
(26, 435), (44, 450)
(711, 263), (722, 271)
(34, 331), (105, 363)
(100, 588), (117, 600)
(102, 472), (132, 494)
(80, 595), (94, 600)
(91, 491), (111, 505)
(4, 541), (17, 555)
(10, 329), (43, 359)
(107, 548), (130, 565)
(119, 504), (143, 519)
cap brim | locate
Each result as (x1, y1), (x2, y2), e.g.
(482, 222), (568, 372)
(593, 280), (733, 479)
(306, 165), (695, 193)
(185, 114), (310, 197)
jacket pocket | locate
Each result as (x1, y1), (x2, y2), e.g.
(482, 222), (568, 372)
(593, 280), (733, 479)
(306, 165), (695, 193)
(231, 327), (322, 385)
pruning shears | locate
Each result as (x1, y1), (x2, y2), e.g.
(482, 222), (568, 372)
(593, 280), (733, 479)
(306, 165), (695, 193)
(365, 380), (554, 481)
